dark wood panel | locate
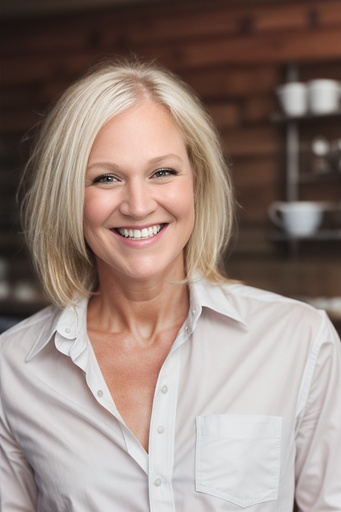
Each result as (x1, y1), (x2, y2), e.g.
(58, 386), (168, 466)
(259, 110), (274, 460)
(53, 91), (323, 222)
(138, 27), (341, 69)
(2, 0), (341, 54)
(222, 125), (281, 158)
(183, 66), (282, 99)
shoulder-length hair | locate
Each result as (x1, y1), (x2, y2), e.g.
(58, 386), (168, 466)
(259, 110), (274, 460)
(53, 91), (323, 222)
(21, 58), (235, 308)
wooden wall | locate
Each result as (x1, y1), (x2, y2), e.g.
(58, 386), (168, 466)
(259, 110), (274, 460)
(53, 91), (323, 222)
(1, 0), (341, 318)
(1, 0), (341, 223)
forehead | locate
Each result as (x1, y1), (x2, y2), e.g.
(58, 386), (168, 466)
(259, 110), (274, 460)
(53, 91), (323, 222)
(88, 101), (188, 164)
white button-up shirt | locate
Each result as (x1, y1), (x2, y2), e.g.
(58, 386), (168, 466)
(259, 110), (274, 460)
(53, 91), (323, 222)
(1, 279), (341, 511)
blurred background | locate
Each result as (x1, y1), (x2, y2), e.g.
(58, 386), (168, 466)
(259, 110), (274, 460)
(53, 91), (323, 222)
(0, 0), (340, 333)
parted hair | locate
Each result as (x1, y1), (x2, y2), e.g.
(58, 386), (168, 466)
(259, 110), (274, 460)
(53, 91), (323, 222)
(21, 58), (235, 308)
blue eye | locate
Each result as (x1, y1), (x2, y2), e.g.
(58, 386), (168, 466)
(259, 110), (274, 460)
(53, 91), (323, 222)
(153, 168), (177, 178)
(93, 174), (118, 184)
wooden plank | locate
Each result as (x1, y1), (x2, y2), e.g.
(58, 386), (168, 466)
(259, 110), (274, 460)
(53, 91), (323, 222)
(0, 86), (39, 109)
(139, 27), (341, 69)
(0, 52), (103, 86)
(227, 255), (341, 298)
(119, 0), (341, 42)
(232, 156), (279, 222)
(2, 0), (341, 56)
(300, 182), (341, 203)
(221, 125), (281, 158)
(63, 0), (341, 47)
(0, 21), (89, 56)
(0, 109), (41, 134)
(207, 102), (242, 129)
(241, 96), (278, 124)
(252, 0), (341, 32)
(183, 66), (282, 99)
(232, 156), (278, 188)
(299, 61), (341, 81)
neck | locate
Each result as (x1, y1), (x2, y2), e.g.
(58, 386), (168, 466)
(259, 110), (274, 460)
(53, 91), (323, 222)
(87, 271), (190, 345)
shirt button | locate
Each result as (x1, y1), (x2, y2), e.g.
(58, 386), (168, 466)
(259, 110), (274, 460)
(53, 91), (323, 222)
(161, 385), (168, 394)
(192, 308), (196, 315)
(157, 425), (165, 434)
(65, 328), (71, 333)
(154, 478), (162, 487)
(97, 390), (103, 397)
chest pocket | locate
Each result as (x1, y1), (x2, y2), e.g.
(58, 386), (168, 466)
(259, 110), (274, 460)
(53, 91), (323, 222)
(195, 414), (282, 508)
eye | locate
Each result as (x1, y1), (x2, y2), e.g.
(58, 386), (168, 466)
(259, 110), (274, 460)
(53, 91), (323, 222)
(93, 174), (118, 184)
(153, 168), (178, 178)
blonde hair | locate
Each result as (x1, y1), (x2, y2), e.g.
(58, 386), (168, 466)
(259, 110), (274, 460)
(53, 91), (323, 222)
(21, 58), (235, 307)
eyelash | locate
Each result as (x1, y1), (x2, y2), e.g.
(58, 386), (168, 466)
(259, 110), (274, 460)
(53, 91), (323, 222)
(92, 168), (178, 184)
(153, 168), (178, 178)
(93, 174), (118, 184)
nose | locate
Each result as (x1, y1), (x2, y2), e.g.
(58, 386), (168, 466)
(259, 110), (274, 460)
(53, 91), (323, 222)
(119, 179), (157, 219)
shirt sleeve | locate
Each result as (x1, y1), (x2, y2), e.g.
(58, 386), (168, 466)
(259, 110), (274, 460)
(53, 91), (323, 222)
(0, 359), (38, 511)
(294, 312), (341, 511)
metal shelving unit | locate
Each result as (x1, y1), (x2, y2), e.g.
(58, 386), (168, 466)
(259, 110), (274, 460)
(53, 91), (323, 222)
(271, 66), (341, 246)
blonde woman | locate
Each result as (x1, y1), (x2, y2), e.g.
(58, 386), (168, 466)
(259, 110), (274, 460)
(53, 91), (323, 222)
(1, 59), (340, 512)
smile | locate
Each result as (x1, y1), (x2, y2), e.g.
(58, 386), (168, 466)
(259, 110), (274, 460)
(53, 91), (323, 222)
(115, 224), (165, 240)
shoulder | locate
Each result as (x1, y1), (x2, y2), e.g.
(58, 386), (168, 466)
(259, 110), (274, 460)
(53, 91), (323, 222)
(195, 277), (324, 323)
(224, 282), (338, 344)
(225, 281), (318, 314)
(0, 304), (61, 359)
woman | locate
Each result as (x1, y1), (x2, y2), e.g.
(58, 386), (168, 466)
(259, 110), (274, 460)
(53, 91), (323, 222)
(0, 59), (340, 512)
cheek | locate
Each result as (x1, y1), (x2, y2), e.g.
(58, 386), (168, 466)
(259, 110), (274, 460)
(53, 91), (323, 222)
(83, 190), (114, 226)
(169, 180), (195, 242)
(182, 182), (195, 238)
(177, 181), (195, 218)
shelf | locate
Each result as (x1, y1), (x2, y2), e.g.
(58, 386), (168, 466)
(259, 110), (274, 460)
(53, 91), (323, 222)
(271, 229), (341, 241)
(272, 72), (341, 208)
(298, 171), (341, 183)
(271, 109), (341, 123)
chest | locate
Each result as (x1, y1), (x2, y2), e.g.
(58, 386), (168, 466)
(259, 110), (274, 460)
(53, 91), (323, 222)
(88, 328), (179, 451)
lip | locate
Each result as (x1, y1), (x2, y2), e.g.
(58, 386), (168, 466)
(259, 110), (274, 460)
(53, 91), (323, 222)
(110, 223), (168, 247)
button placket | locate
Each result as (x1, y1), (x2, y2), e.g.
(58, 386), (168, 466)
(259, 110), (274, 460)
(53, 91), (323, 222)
(154, 478), (162, 487)
(148, 348), (181, 512)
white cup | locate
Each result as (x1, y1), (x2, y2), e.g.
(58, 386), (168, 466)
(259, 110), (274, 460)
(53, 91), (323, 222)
(308, 79), (340, 114)
(276, 82), (308, 117)
(268, 201), (324, 236)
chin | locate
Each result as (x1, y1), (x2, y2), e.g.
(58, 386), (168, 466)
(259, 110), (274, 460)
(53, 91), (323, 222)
(123, 257), (186, 283)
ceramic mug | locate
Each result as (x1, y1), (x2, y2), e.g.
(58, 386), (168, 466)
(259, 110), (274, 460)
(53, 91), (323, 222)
(276, 82), (308, 117)
(268, 201), (324, 236)
(308, 79), (341, 115)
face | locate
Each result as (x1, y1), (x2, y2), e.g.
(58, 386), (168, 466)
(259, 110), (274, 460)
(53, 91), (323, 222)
(84, 100), (195, 285)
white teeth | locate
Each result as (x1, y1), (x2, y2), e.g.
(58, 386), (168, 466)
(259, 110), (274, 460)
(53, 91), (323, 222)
(117, 225), (163, 240)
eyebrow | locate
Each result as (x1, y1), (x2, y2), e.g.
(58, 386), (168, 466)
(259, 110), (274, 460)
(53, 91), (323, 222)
(87, 154), (183, 171)
(148, 154), (182, 165)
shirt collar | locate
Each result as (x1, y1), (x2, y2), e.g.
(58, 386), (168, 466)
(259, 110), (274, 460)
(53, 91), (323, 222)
(26, 297), (88, 362)
(189, 276), (247, 326)
(26, 277), (246, 361)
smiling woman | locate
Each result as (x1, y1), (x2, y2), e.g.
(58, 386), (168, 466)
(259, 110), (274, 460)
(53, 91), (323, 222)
(83, 101), (195, 284)
(1, 58), (340, 512)
(19, 59), (234, 308)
